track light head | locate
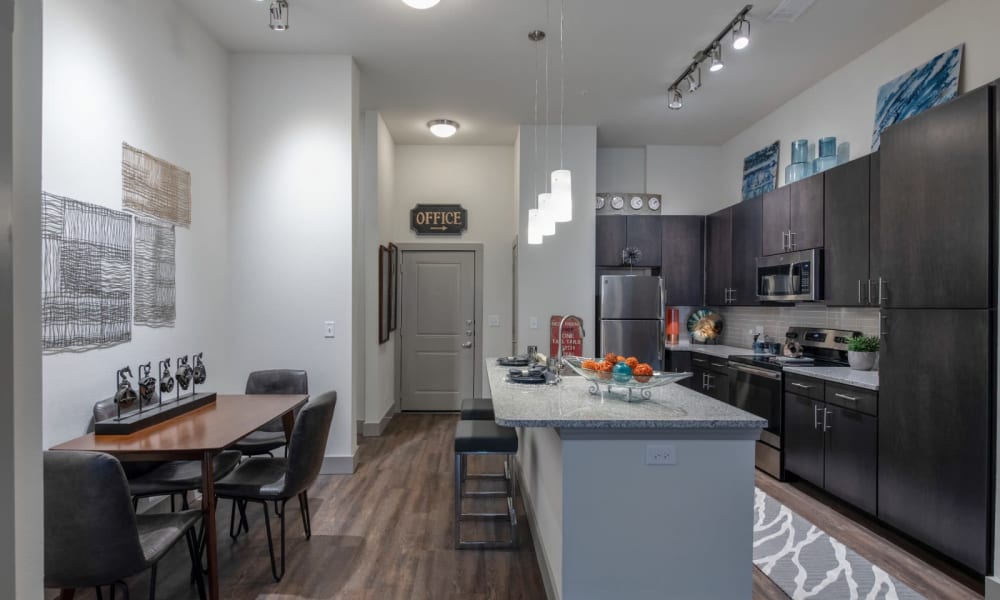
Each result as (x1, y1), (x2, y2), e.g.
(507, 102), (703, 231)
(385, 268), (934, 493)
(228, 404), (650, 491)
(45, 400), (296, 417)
(668, 87), (683, 110)
(686, 67), (701, 93)
(269, 0), (289, 30)
(709, 43), (724, 72)
(732, 17), (750, 50)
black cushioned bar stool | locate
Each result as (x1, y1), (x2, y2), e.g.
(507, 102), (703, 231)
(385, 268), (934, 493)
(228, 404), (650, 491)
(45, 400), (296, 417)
(454, 419), (518, 549)
(460, 397), (495, 421)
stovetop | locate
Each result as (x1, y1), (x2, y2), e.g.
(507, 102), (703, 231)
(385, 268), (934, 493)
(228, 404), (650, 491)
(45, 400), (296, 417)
(728, 354), (847, 372)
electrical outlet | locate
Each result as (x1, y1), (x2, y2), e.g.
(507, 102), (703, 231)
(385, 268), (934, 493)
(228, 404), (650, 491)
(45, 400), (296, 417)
(529, 317), (538, 329)
(645, 444), (677, 465)
(488, 315), (501, 327)
(324, 321), (336, 338)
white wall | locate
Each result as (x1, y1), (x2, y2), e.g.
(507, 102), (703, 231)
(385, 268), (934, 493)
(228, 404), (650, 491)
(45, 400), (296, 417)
(646, 145), (725, 215)
(596, 147), (645, 192)
(228, 54), (359, 472)
(360, 111), (397, 431)
(393, 144), (517, 361)
(517, 125), (597, 357)
(721, 0), (1000, 200)
(40, 0), (232, 448)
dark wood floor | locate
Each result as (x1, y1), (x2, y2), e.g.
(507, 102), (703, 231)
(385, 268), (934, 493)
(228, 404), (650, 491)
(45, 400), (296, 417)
(48, 414), (984, 599)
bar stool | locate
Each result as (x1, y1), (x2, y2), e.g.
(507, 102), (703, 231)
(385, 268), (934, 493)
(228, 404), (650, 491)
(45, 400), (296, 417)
(454, 419), (518, 549)
(460, 397), (495, 421)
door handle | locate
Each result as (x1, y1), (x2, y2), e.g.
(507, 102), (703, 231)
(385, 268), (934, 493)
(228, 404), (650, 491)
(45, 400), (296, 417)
(466, 320), (473, 326)
(813, 404), (821, 429)
(461, 341), (473, 349)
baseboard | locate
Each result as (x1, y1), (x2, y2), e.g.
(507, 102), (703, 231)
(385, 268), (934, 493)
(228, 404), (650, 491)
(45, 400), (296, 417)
(362, 403), (395, 437)
(321, 450), (357, 475)
(986, 575), (1000, 600)
(516, 463), (558, 600)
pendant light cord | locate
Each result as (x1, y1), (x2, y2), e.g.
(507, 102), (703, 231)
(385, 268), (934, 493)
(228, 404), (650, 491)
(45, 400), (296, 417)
(559, 0), (565, 169)
(533, 38), (540, 208)
(544, 0), (550, 188)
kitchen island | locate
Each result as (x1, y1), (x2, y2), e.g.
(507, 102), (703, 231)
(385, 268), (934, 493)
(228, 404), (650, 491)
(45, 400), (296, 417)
(485, 361), (766, 600)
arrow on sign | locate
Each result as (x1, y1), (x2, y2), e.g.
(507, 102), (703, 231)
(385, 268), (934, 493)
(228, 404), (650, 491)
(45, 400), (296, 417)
(430, 226), (448, 231)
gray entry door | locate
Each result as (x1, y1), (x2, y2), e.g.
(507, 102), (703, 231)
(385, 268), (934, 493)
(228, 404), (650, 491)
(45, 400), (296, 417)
(400, 251), (476, 411)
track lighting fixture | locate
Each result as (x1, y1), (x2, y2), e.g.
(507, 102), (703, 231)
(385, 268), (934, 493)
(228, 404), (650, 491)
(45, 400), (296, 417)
(665, 5), (752, 111)
(732, 16), (751, 50)
(668, 87), (683, 110)
(269, 0), (289, 30)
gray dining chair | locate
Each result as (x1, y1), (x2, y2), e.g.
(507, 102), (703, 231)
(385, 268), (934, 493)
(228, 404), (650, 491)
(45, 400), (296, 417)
(232, 369), (309, 458)
(44, 451), (206, 600)
(214, 390), (336, 582)
(92, 397), (242, 512)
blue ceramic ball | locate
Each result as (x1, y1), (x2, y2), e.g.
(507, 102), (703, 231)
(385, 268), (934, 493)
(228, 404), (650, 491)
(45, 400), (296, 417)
(612, 361), (633, 384)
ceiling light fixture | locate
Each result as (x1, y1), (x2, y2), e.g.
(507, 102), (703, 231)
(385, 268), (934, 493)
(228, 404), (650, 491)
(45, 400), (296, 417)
(427, 119), (459, 138)
(549, 0), (573, 224)
(732, 16), (751, 50)
(269, 0), (289, 30)
(402, 0), (441, 8)
(527, 29), (546, 245)
(665, 4), (752, 112)
(668, 87), (683, 110)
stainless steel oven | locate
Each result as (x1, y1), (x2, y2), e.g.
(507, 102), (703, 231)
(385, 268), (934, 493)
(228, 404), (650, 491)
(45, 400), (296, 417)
(756, 249), (822, 302)
(728, 360), (783, 479)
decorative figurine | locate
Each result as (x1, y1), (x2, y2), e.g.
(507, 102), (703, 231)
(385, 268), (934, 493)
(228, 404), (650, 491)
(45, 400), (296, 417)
(176, 355), (192, 402)
(159, 358), (174, 405)
(192, 352), (207, 394)
(113, 366), (138, 421)
(137, 362), (156, 409)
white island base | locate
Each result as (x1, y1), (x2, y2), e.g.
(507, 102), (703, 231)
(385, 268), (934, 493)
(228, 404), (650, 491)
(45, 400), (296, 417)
(486, 362), (765, 600)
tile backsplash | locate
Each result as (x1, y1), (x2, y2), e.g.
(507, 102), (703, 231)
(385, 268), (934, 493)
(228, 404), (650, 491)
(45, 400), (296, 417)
(713, 305), (880, 348)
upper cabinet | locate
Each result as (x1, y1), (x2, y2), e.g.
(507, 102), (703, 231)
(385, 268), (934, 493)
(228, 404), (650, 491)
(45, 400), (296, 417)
(762, 176), (824, 256)
(595, 216), (661, 267)
(880, 85), (995, 309)
(705, 207), (733, 306)
(730, 196), (762, 306)
(824, 155), (876, 306)
(661, 216), (705, 307)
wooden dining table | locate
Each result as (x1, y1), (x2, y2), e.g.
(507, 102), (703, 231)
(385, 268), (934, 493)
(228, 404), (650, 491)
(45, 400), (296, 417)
(49, 394), (310, 600)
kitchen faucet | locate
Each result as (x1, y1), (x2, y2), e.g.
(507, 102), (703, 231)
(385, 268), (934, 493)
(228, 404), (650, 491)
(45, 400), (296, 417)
(554, 315), (586, 383)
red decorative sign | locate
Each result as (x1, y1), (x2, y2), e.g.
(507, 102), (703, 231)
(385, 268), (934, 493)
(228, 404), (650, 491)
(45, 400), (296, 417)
(550, 316), (583, 358)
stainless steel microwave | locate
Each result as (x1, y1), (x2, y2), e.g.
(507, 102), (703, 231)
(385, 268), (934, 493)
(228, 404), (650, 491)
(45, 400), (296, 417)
(756, 249), (822, 302)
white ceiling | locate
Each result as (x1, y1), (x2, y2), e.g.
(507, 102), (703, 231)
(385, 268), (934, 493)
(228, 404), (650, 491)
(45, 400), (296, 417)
(178, 0), (945, 146)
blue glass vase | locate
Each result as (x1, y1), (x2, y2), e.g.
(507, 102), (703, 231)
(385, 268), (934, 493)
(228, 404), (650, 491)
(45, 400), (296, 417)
(791, 139), (809, 164)
(819, 137), (837, 158)
(785, 162), (812, 184)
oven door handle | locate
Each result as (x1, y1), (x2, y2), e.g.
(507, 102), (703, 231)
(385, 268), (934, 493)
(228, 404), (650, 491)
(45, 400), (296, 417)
(728, 362), (782, 381)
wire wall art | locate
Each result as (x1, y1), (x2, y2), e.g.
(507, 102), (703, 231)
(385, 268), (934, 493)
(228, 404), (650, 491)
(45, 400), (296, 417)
(122, 142), (192, 227)
(134, 217), (176, 327)
(42, 192), (133, 353)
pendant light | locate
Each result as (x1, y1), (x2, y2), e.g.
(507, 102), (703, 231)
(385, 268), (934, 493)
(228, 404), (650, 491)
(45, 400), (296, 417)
(549, 0), (572, 223)
(538, 192), (557, 236)
(527, 30), (546, 245)
(527, 208), (544, 244)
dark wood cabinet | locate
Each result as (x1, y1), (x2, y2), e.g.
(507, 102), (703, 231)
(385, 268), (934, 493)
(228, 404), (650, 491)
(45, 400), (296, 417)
(595, 216), (627, 266)
(869, 152), (881, 287)
(762, 176), (823, 256)
(783, 391), (825, 488)
(880, 85), (995, 309)
(690, 355), (730, 402)
(878, 308), (992, 573)
(761, 187), (790, 257)
(664, 350), (692, 374)
(824, 404), (877, 515)
(705, 208), (732, 306)
(661, 216), (704, 306)
(824, 156), (872, 306)
(626, 216), (662, 267)
(730, 196), (762, 306)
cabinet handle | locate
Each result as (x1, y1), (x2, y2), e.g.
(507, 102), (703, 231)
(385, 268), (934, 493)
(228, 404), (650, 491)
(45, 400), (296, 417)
(781, 231), (788, 252)
(711, 362), (727, 369)
(879, 313), (888, 337)
(877, 277), (887, 306)
(823, 408), (832, 432)
(791, 382), (813, 390)
(857, 280), (862, 304)
(867, 279), (874, 306)
(789, 231), (797, 250)
(730, 289), (737, 304)
(834, 393), (859, 403)
(813, 404), (821, 429)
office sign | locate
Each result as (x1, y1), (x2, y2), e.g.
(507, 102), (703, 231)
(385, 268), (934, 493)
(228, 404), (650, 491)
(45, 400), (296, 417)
(410, 204), (468, 235)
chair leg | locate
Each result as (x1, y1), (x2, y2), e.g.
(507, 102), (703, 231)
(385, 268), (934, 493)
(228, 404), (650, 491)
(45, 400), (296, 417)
(59, 589), (76, 600)
(113, 580), (130, 600)
(132, 497), (139, 512)
(148, 563), (157, 600)
(298, 491), (312, 539)
(170, 494), (176, 513)
(95, 586), (104, 600)
(181, 491), (190, 511)
(228, 498), (239, 540)
(238, 499), (250, 533)
(186, 528), (207, 600)
(454, 453), (462, 548)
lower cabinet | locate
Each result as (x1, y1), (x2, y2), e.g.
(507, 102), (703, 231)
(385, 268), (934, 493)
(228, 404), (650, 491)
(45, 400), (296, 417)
(691, 355), (731, 403)
(783, 377), (878, 515)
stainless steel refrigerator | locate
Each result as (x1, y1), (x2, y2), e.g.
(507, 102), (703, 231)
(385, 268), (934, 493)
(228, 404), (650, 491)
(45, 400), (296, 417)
(599, 275), (664, 367)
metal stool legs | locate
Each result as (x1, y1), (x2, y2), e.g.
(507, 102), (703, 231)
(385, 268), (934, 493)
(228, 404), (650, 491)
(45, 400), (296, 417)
(454, 452), (518, 549)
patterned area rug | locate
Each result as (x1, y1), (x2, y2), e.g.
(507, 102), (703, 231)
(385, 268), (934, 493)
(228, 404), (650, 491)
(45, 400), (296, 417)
(754, 488), (925, 599)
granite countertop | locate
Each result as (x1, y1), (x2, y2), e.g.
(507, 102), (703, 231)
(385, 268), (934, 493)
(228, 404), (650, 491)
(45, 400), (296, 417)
(782, 366), (880, 391)
(486, 360), (767, 430)
(665, 341), (750, 358)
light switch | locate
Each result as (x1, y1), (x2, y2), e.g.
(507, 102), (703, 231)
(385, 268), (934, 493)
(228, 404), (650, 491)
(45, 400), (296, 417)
(324, 321), (336, 338)
(529, 317), (538, 329)
(488, 315), (501, 327)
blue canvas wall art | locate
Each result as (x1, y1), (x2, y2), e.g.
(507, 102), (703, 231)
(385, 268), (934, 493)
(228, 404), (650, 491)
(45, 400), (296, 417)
(871, 44), (963, 151)
(742, 141), (780, 201)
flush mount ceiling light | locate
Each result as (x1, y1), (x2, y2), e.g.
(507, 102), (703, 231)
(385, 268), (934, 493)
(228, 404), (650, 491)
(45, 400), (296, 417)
(665, 5), (752, 112)
(402, 0), (440, 8)
(427, 119), (459, 138)
(732, 16), (751, 50)
(269, 0), (289, 30)
(668, 87), (683, 110)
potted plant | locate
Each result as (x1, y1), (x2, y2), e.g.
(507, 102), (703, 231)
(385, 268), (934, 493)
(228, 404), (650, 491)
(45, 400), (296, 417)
(847, 335), (879, 371)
